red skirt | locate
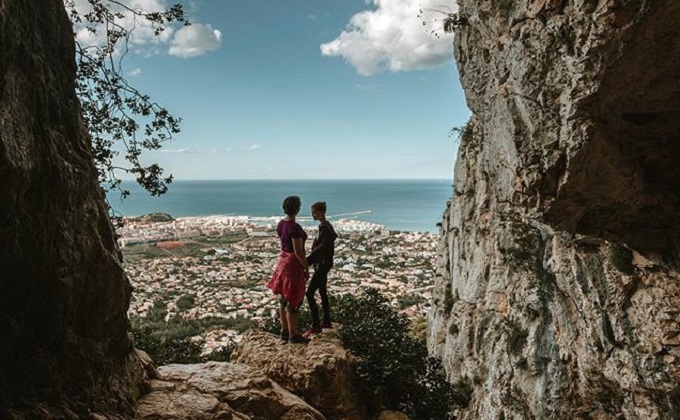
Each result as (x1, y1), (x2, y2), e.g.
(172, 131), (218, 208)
(267, 251), (306, 309)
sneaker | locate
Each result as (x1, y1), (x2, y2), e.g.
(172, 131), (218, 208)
(302, 326), (322, 339)
(279, 330), (289, 343)
(289, 334), (311, 344)
(320, 321), (332, 329)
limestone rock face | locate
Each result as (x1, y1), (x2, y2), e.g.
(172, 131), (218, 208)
(429, 1), (680, 418)
(137, 362), (325, 420)
(231, 330), (365, 420)
(0, 0), (141, 416)
(137, 330), (368, 420)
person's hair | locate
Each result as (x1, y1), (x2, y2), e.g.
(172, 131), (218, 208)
(311, 201), (327, 213)
(282, 195), (301, 216)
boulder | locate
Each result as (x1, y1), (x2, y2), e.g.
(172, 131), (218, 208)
(137, 361), (324, 419)
(231, 330), (365, 420)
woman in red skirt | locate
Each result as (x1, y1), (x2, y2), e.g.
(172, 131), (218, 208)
(267, 195), (310, 344)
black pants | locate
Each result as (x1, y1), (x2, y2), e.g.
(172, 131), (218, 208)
(306, 264), (331, 327)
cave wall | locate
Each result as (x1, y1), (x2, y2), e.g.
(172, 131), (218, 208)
(429, 0), (680, 418)
(0, 0), (142, 416)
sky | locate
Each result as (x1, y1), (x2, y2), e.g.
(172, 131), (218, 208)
(72, 0), (470, 180)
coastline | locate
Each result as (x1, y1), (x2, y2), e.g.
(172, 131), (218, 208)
(109, 179), (451, 234)
(118, 212), (437, 248)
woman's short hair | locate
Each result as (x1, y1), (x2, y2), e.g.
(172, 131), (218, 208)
(282, 195), (301, 216)
(311, 201), (327, 213)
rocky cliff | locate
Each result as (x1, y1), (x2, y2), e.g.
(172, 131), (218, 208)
(0, 0), (143, 417)
(137, 330), (375, 420)
(428, 0), (680, 418)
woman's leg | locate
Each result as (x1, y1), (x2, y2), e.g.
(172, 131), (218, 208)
(306, 271), (322, 328)
(286, 310), (297, 337)
(318, 267), (331, 325)
(279, 300), (289, 335)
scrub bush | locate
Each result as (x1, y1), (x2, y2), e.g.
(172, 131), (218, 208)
(334, 288), (459, 419)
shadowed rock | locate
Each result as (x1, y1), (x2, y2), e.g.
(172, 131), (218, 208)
(0, 0), (143, 416)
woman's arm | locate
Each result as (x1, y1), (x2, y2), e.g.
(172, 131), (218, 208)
(292, 237), (309, 275)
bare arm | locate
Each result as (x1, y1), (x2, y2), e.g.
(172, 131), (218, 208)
(292, 237), (308, 273)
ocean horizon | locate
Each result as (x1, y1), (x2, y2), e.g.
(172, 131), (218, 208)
(108, 179), (453, 233)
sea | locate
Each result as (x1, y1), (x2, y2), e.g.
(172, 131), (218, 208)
(108, 179), (453, 233)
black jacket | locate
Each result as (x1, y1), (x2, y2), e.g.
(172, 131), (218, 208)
(306, 221), (338, 267)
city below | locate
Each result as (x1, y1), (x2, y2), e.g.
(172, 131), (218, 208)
(119, 214), (439, 353)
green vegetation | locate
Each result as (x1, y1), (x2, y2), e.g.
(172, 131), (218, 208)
(222, 315), (260, 333)
(516, 357), (528, 370)
(398, 293), (423, 309)
(409, 316), (428, 342)
(333, 289), (463, 419)
(130, 302), (256, 364)
(132, 213), (175, 223)
(557, 26), (576, 55)
(443, 283), (455, 314)
(203, 234), (251, 247)
(608, 243), (634, 275)
(417, 7), (467, 38)
(494, 0), (514, 15)
(176, 294), (196, 311)
(132, 322), (236, 365)
(506, 320), (529, 355)
(449, 323), (459, 335)
(122, 245), (172, 261)
(449, 118), (473, 146)
(131, 324), (205, 365)
(451, 379), (473, 407)
(121, 232), (249, 262)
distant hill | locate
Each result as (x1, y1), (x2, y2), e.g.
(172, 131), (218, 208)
(131, 212), (175, 223)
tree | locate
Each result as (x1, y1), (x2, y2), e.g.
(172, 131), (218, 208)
(64, 0), (188, 207)
(417, 5), (467, 38)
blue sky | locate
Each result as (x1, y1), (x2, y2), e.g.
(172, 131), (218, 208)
(74, 0), (469, 180)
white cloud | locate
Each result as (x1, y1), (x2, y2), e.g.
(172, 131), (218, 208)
(129, 68), (142, 76)
(357, 83), (379, 91)
(320, 0), (456, 76)
(248, 144), (261, 151)
(160, 148), (193, 154)
(160, 148), (224, 154)
(68, 0), (221, 58)
(169, 24), (222, 58)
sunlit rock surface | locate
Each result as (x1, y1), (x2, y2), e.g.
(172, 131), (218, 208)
(231, 330), (366, 420)
(137, 362), (324, 420)
(429, 0), (680, 418)
(137, 330), (375, 420)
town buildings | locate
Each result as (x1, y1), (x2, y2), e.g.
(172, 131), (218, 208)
(120, 215), (438, 352)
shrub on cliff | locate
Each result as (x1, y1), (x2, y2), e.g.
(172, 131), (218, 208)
(333, 288), (459, 420)
(130, 314), (237, 365)
(608, 243), (634, 274)
(131, 324), (204, 365)
(259, 289), (462, 418)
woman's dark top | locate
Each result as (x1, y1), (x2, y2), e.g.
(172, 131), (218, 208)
(307, 220), (338, 267)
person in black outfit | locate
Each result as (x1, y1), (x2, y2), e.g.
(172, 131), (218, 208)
(303, 201), (338, 337)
